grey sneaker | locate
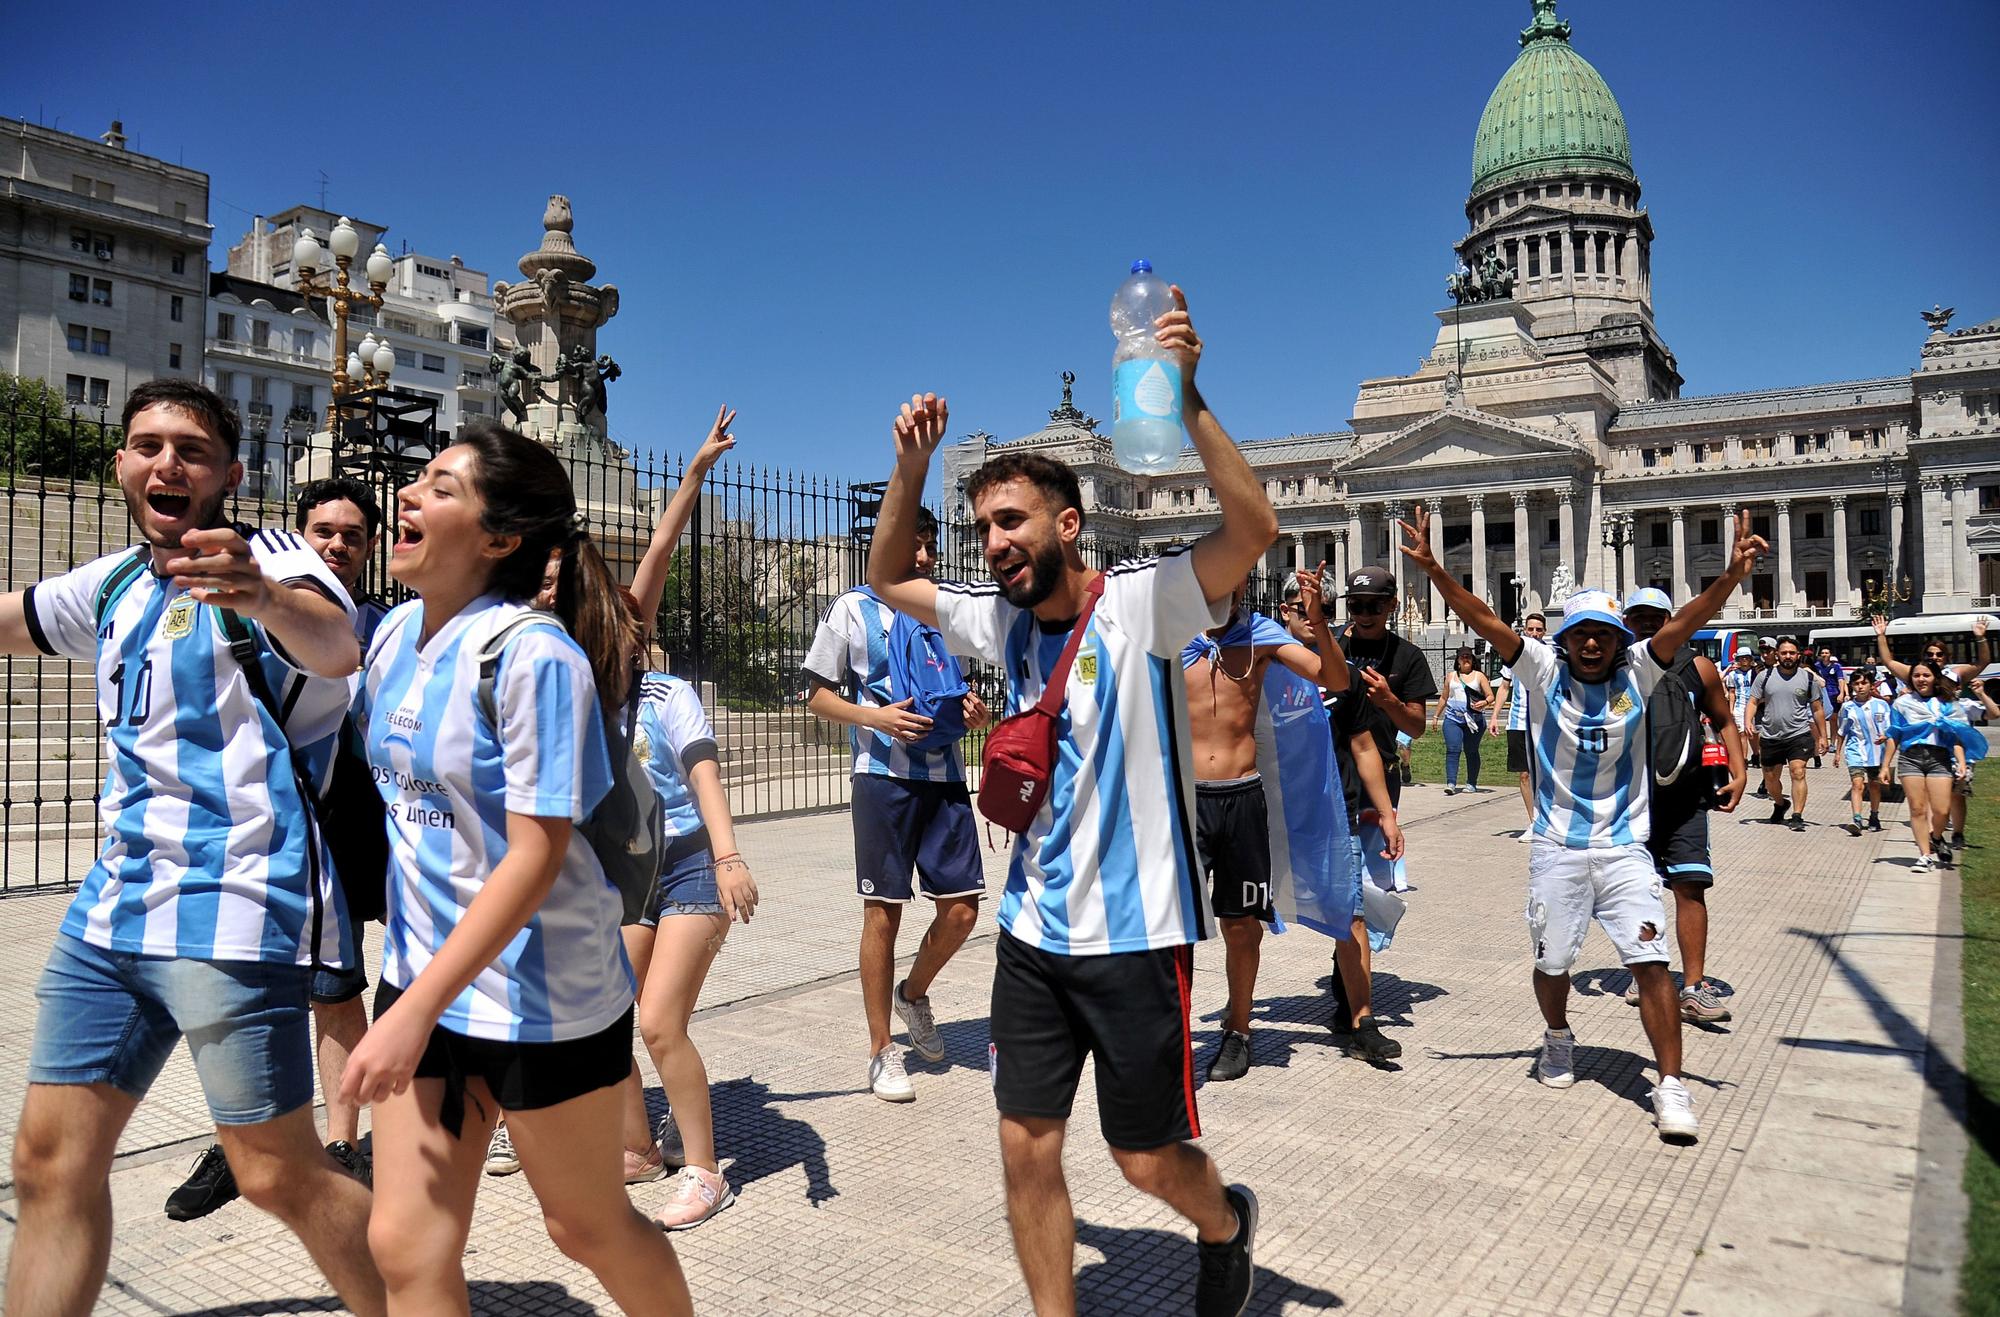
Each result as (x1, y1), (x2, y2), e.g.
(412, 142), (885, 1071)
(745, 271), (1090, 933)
(1624, 979), (1642, 1006)
(483, 1122), (520, 1176)
(1206, 1029), (1252, 1083)
(869, 1045), (915, 1102)
(655, 1109), (687, 1172)
(1680, 981), (1733, 1024)
(893, 978), (945, 1062)
(1537, 1028), (1576, 1088)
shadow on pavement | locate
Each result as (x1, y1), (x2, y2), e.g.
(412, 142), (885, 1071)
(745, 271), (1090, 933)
(706, 1076), (843, 1208)
(169, 1282), (600, 1316)
(1787, 926), (1996, 1166)
(1423, 1040), (1730, 1112)
(908, 1015), (998, 1077)
(1074, 1219), (1342, 1314)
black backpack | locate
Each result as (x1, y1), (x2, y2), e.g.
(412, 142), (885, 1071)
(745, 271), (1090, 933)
(1647, 648), (1703, 788)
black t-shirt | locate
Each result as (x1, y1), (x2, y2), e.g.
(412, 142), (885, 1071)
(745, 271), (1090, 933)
(1338, 627), (1440, 769)
(1324, 674), (1372, 828)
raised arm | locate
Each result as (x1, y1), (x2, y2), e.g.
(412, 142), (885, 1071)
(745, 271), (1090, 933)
(1872, 613), (1913, 682)
(864, 393), (945, 628)
(172, 527), (358, 677)
(0, 593), (35, 657)
(1159, 288), (1279, 603)
(1395, 503), (1520, 662)
(1272, 564), (1349, 691)
(1650, 510), (1767, 660)
(1961, 615), (1991, 681)
(630, 406), (735, 626)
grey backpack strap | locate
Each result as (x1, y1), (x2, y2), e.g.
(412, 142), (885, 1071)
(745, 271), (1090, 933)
(476, 613), (566, 729)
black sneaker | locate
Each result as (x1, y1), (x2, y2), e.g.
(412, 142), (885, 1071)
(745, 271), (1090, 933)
(1753, 783), (1769, 798)
(1768, 799), (1790, 824)
(1935, 836), (1954, 866)
(326, 1139), (372, 1188)
(1788, 815), (1807, 832)
(165, 1144), (238, 1222)
(1343, 1018), (1403, 1062)
(1194, 1184), (1258, 1317)
(1206, 1030), (1252, 1083)
(1869, 816), (1882, 832)
(1952, 831), (1968, 849)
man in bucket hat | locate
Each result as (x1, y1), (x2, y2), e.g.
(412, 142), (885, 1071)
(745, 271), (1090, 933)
(1396, 506), (1768, 1143)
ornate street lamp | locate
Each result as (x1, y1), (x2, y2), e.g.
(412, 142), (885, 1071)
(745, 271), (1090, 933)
(1600, 509), (1634, 597)
(292, 216), (396, 429)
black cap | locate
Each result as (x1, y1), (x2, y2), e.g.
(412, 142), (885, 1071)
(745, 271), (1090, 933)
(1342, 566), (1396, 599)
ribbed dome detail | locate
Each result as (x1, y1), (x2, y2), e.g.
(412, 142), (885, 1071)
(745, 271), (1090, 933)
(1471, 1), (1634, 195)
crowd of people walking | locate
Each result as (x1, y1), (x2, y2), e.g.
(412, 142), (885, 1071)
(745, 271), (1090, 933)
(0, 282), (1991, 1314)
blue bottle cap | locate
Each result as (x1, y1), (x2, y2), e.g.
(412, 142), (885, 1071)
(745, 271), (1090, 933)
(1130, 259), (1152, 274)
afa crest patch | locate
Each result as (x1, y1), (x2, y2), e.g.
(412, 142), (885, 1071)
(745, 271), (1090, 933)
(633, 730), (653, 765)
(1075, 653), (1098, 685)
(1609, 692), (1634, 717)
(162, 595), (198, 640)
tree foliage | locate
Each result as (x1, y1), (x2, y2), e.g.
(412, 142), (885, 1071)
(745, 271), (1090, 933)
(0, 373), (119, 482)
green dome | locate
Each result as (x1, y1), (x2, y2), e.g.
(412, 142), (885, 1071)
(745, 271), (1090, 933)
(1471, 0), (1634, 195)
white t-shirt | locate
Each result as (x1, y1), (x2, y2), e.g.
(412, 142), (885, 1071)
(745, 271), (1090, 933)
(933, 547), (1228, 955)
(25, 533), (356, 967)
(1513, 635), (1668, 848)
(358, 596), (630, 1043)
(634, 672), (716, 838)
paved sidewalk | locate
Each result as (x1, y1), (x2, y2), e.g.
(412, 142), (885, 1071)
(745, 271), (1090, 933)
(0, 765), (1964, 1314)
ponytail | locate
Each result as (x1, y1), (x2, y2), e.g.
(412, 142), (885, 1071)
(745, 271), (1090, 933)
(553, 530), (635, 709)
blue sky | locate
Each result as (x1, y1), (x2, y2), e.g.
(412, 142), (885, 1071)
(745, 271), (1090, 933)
(13, 1), (1999, 479)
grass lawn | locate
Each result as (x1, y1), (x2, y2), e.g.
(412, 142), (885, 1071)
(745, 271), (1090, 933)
(1963, 785), (1999, 1316)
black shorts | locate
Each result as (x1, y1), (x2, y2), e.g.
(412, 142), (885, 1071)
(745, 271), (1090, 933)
(1761, 733), (1813, 766)
(1195, 777), (1273, 921)
(989, 932), (1199, 1151)
(373, 983), (632, 1125)
(1506, 730), (1529, 775)
(1647, 790), (1712, 888)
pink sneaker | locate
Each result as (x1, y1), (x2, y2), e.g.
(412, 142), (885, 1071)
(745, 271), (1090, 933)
(623, 1144), (667, 1184)
(650, 1165), (734, 1231)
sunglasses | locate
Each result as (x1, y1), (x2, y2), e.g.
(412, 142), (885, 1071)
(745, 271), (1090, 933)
(1347, 599), (1392, 616)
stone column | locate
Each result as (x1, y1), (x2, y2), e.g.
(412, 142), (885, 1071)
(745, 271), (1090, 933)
(1468, 493), (1489, 606)
(1919, 476), (1948, 602)
(1722, 501), (1749, 614)
(1888, 490), (1904, 585)
(1345, 504), (1363, 582)
(1425, 497), (1445, 623)
(1951, 475), (1975, 604)
(1830, 494), (1852, 611)
(1619, 531), (1636, 601)
(1557, 486), (1576, 587)
(1775, 498), (1796, 612)
(1291, 532), (1307, 573)
(1669, 505), (1688, 602)
(1385, 500), (1407, 605)
(1512, 491), (1534, 608)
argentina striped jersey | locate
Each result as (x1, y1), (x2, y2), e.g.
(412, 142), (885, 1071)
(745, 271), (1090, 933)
(1839, 696), (1890, 767)
(1513, 635), (1668, 848)
(633, 671), (717, 838)
(24, 535), (356, 967)
(802, 588), (966, 782)
(934, 547), (1228, 955)
(1503, 665), (1529, 732)
(358, 596), (630, 1042)
(1724, 667), (1755, 729)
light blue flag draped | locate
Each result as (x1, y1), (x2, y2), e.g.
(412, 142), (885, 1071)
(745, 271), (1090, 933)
(1182, 614), (1354, 940)
(1887, 701), (1990, 764)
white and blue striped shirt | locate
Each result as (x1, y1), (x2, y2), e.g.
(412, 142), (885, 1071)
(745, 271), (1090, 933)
(25, 535), (357, 968)
(1513, 635), (1668, 848)
(803, 588), (967, 782)
(358, 596), (630, 1043)
(1840, 697), (1891, 768)
(935, 547), (1228, 956)
(1503, 665), (1529, 733)
(633, 672), (716, 839)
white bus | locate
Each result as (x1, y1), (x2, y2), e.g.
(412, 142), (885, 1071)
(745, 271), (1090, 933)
(1808, 613), (1995, 671)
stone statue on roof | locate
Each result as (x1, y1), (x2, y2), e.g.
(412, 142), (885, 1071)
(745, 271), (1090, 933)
(1920, 304), (1954, 333)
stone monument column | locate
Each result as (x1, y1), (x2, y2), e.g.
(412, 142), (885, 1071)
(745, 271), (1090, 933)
(1425, 497), (1445, 622)
(1669, 505), (1688, 601)
(1951, 475), (1974, 605)
(1511, 491), (1534, 609)
(1775, 498), (1796, 612)
(1557, 486), (1576, 589)
(1918, 476), (1947, 603)
(1830, 494), (1852, 611)
(1468, 493), (1488, 605)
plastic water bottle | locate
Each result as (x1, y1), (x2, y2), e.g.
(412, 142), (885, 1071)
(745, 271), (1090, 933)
(1109, 260), (1184, 472)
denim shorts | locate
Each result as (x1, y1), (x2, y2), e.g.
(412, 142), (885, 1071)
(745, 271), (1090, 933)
(311, 955), (367, 1005)
(28, 933), (315, 1125)
(639, 836), (723, 925)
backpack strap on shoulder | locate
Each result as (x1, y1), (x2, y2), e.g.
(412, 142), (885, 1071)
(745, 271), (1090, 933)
(475, 613), (566, 730)
(92, 547), (151, 629)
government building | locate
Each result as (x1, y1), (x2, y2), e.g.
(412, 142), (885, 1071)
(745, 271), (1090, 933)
(941, 0), (1998, 632)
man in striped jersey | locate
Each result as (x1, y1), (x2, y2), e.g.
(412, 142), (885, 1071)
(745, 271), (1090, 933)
(866, 289), (1276, 1317)
(1399, 504), (1767, 1144)
(803, 504), (992, 1103)
(0, 380), (384, 1315)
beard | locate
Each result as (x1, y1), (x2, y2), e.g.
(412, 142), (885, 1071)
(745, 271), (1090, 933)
(994, 537), (1066, 610)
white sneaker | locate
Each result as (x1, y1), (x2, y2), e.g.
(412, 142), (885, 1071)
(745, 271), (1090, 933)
(1912, 855), (1935, 874)
(1537, 1028), (1576, 1088)
(483, 1123), (520, 1176)
(1652, 1076), (1700, 1140)
(893, 978), (945, 1062)
(1443, 785), (1459, 796)
(869, 1045), (915, 1102)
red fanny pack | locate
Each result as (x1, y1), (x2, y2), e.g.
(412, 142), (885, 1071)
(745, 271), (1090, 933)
(978, 575), (1105, 834)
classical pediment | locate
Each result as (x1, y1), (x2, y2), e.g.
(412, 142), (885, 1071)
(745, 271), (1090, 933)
(1334, 406), (1586, 476)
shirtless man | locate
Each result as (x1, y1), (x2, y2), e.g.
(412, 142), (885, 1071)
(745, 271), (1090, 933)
(1185, 568), (1347, 1082)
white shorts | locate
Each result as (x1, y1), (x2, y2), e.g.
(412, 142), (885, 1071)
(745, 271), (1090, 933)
(1525, 839), (1670, 976)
